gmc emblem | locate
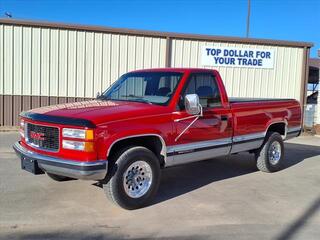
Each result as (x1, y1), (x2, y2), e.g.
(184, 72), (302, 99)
(30, 131), (45, 141)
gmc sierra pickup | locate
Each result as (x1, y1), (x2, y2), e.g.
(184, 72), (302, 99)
(13, 68), (302, 209)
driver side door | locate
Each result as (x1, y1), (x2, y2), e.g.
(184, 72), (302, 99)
(169, 72), (233, 166)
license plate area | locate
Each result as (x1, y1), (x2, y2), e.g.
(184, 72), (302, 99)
(21, 157), (44, 175)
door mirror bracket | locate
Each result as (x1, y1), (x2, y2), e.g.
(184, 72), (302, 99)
(174, 94), (203, 142)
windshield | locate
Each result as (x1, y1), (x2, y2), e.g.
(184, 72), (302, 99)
(100, 72), (183, 105)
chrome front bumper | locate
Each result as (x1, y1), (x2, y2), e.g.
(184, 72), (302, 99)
(13, 142), (107, 180)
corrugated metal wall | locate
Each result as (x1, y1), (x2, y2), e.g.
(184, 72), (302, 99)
(171, 39), (304, 100)
(0, 24), (167, 98)
(0, 21), (308, 126)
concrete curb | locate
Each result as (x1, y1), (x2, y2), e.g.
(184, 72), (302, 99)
(0, 126), (19, 132)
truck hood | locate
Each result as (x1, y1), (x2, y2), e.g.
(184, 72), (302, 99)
(29, 100), (171, 125)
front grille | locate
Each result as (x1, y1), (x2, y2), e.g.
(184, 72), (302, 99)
(26, 123), (59, 151)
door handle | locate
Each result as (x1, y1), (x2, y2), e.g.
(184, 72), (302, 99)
(221, 115), (228, 121)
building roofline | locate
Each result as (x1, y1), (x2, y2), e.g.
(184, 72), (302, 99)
(0, 18), (314, 48)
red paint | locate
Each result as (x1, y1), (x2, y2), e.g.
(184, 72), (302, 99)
(20, 68), (301, 162)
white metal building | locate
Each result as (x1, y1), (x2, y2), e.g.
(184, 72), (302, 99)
(0, 19), (312, 126)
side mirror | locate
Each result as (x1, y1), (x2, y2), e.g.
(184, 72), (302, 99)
(96, 91), (101, 98)
(185, 94), (201, 115)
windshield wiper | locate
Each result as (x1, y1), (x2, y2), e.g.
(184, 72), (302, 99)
(121, 94), (152, 104)
(97, 95), (110, 101)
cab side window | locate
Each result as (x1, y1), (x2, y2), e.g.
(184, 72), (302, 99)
(184, 73), (221, 108)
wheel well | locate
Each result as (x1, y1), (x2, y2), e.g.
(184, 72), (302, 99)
(266, 122), (286, 136)
(107, 136), (165, 167)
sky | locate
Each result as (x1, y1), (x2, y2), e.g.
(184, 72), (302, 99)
(0, 0), (319, 57)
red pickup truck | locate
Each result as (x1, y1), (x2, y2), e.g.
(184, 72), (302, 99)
(14, 68), (301, 209)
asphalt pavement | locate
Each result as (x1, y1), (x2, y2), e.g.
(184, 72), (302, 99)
(0, 132), (320, 240)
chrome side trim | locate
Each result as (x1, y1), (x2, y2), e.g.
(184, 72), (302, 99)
(167, 137), (232, 154)
(165, 137), (232, 167)
(231, 131), (265, 154)
(166, 145), (230, 167)
(106, 134), (167, 162)
(233, 131), (265, 143)
(285, 125), (301, 140)
(287, 126), (301, 133)
(13, 142), (107, 180)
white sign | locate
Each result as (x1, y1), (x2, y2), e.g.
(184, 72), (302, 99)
(201, 46), (275, 69)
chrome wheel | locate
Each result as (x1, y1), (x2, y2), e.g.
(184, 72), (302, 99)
(123, 161), (153, 198)
(268, 141), (281, 165)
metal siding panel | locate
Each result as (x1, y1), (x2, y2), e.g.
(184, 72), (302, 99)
(3, 25), (13, 95)
(22, 27), (32, 95)
(41, 28), (50, 96)
(3, 95), (13, 125)
(59, 30), (68, 97)
(13, 27), (22, 95)
(189, 41), (199, 69)
(102, 34), (111, 90)
(49, 96), (58, 105)
(32, 28), (41, 96)
(274, 48), (284, 98)
(284, 47), (291, 97)
(170, 40), (176, 66)
(290, 48), (298, 99)
(68, 31), (77, 97)
(223, 42), (236, 96)
(143, 37), (152, 68)
(40, 96), (49, 107)
(50, 29), (59, 96)
(0, 95), (3, 125)
(58, 97), (67, 104)
(85, 32), (94, 98)
(13, 95), (21, 125)
(159, 38), (167, 67)
(182, 40), (191, 67)
(0, 25), (3, 95)
(175, 39), (183, 67)
(93, 33), (103, 93)
(135, 36), (144, 69)
(127, 35), (136, 72)
(151, 37), (160, 68)
(119, 35), (128, 76)
(22, 95), (31, 111)
(32, 96), (40, 109)
(76, 31), (85, 98)
(292, 48), (304, 101)
(67, 97), (76, 103)
(110, 34), (120, 84)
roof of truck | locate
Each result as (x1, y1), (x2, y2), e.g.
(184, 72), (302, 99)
(131, 68), (214, 73)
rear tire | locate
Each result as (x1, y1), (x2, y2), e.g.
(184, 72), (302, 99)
(255, 132), (284, 173)
(46, 172), (73, 182)
(102, 146), (161, 210)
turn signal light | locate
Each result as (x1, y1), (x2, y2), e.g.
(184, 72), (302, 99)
(62, 140), (94, 152)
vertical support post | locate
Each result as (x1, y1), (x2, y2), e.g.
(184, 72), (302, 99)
(300, 47), (310, 131)
(165, 36), (172, 68)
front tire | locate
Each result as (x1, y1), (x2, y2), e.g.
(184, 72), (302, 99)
(102, 146), (161, 210)
(255, 132), (284, 173)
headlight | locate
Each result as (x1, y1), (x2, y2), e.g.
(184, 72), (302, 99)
(62, 140), (94, 152)
(62, 128), (94, 140)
